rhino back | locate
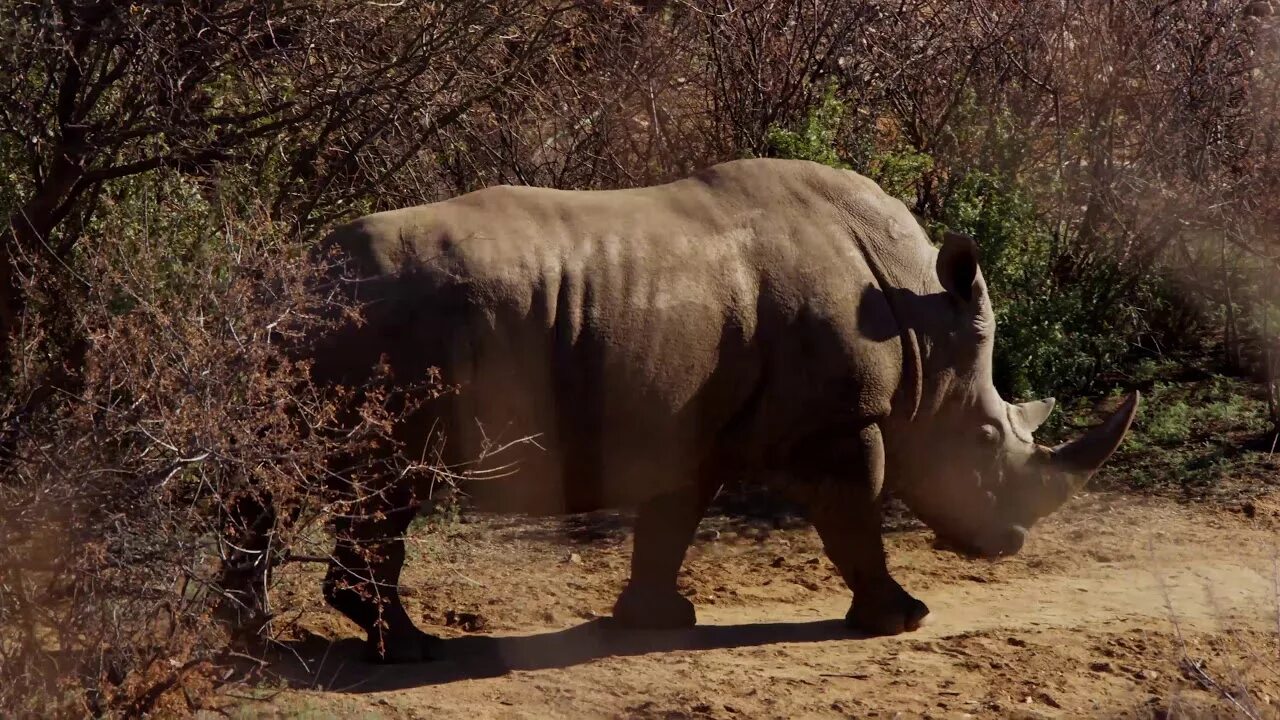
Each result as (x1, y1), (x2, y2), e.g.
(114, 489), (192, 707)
(324, 159), (918, 511)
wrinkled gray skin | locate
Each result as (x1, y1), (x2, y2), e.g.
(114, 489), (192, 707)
(307, 159), (1139, 662)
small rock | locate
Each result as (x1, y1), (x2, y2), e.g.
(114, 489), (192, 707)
(723, 705), (740, 714)
(696, 528), (721, 541)
(770, 556), (787, 568)
(1090, 661), (1113, 673)
(1037, 692), (1062, 709)
(806, 557), (821, 565)
(692, 702), (713, 714)
(1006, 637), (1029, 648)
(443, 609), (487, 632)
(1135, 669), (1159, 681)
(566, 552), (583, 565)
(1242, 501), (1257, 518)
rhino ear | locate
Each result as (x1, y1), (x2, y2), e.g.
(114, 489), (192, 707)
(936, 231), (981, 303)
(1012, 398), (1056, 435)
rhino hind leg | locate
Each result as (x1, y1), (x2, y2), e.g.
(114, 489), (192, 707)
(215, 492), (301, 637)
(612, 482), (720, 629)
(323, 501), (436, 663)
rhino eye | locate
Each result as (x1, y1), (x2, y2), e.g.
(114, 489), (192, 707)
(978, 424), (1001, 445)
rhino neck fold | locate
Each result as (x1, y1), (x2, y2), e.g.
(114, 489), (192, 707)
(835, 221), (931, 427)
(897, 326), (925, 422)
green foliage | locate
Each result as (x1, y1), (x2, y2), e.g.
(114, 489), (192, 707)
(763, 85), (849, 169)
(409, 490), (467, 533)
(1141, 396), (1195, 445)
(935, 171), (1134, 401)
(763, 89), (1148, 403)
(863, 146), (934, 204)
(1094, 376), (1275, 490)
(761, 86), (934, 206)
(1127, 377), (1270, 450)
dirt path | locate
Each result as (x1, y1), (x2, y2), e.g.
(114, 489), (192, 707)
(255, 493), (1280, 719)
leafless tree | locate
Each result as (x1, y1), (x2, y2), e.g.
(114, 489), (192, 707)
(0, 0), (577, 458)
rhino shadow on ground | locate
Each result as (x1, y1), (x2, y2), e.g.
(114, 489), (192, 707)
(268, 617), (858, 693)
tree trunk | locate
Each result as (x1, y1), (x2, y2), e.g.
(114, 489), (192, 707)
(0, 157), (86, 368)
(1221, 237), (1242, 372)
(0, 160), (89, 464)
(1266, 311), (1279, 432)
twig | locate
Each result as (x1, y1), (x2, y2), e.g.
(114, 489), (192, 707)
(1152, 537), (1262, 720)
(450, 568), (484, 588)
(283, 554), (331, 565)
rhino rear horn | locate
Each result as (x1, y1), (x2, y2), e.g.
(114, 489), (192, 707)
(1050, 391), (1141, 485)
(1012, 397), (1056, 435)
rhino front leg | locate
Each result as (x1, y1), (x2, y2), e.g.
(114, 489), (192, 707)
(323, 499), (436, 663)
(804, 424), (929, 635)
(612, 481), (720, 629)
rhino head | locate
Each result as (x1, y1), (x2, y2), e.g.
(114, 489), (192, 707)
(887, 232), (1140, 559)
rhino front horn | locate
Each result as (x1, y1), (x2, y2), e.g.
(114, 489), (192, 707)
(1050, 391), (1141, 485)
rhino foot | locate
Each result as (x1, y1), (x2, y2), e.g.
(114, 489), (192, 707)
(612, 585), (697, 629)
(846, 585), (929, 636)
(365, 627), (439, 664)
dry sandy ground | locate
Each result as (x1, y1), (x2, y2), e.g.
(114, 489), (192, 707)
(236, 490), (1280, 719)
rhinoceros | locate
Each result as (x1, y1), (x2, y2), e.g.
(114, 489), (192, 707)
(304, 158), (1138, 662)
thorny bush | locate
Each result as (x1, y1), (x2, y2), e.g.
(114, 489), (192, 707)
(0, 187), (440, 716)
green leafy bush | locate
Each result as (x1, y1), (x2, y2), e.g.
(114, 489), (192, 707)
(760, 93), (1147, 402)
(763, 85), (849, 169)
(935, 171), (1138, 401)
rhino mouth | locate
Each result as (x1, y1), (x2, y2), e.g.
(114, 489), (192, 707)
(932, 523), (1028, 559)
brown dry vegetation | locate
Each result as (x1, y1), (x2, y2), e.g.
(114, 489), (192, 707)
(1, 1), (1279, 717)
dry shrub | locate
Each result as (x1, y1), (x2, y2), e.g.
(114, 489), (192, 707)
(0, 185), (434, 716)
